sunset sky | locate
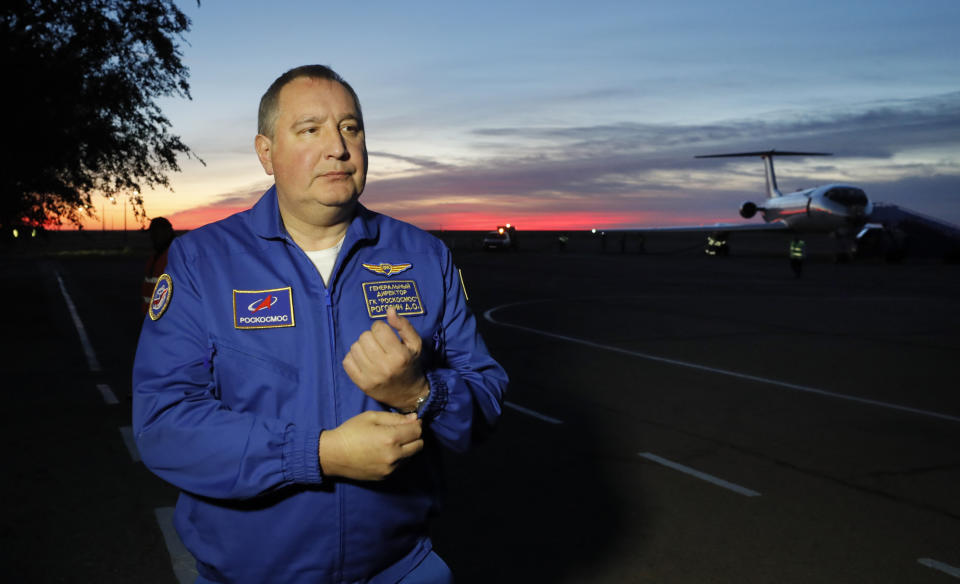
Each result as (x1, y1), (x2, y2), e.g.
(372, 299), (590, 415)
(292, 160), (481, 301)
(80, 0), (960, 232)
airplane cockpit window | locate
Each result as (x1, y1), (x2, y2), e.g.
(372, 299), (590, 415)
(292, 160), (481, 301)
(825, 187), (868, 207)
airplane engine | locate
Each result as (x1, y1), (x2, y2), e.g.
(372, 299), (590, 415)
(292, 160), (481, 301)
(740, 201), (758, 219)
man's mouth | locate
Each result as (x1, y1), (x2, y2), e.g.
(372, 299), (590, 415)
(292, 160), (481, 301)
(318, 170), (351, 179)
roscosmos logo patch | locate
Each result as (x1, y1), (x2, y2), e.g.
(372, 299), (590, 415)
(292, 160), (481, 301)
(233, 287), (295, 329)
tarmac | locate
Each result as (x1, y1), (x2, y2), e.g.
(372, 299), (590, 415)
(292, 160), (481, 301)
(2, 231), (959, 583)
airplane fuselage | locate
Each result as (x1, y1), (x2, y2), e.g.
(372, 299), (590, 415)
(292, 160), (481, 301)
(758, 183), (873, 234)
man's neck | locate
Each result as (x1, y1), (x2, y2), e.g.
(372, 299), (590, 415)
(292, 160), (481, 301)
(279, 202), (355, 252)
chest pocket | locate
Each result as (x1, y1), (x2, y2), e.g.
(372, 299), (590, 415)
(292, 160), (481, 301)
(210, 339), (300, 418)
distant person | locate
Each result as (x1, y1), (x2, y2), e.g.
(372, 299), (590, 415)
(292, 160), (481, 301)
(132, 65), (507, 583)
(140, 217), (175, 315)
(790, 235), (806, 278)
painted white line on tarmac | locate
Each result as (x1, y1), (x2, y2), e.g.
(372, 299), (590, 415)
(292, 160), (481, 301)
(918, 558), (960, 579)
(484, 301), (960, 425)
(154, 507), (198, 584)
(55, 271), (101, 373)
(638, 452), (761, 497)
(96, 383), (119, 405)
(119, 426), (140, 462)
(505, 401), (564, 425)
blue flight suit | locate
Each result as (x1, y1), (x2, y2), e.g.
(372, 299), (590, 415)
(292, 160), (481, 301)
(133, 186), (507, 583)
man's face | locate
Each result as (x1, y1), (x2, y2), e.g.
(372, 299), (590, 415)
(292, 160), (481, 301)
(256, 77), (367, 223)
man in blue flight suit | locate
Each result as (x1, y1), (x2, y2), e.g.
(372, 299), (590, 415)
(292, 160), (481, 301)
(133, 65), (508, 584)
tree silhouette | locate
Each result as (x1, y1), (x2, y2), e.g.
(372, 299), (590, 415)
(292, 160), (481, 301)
(1, 0), (201, 229)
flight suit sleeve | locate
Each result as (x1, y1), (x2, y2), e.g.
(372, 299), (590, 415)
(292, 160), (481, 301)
(132, 239), (324, 500)
(420, 246), (508, 453)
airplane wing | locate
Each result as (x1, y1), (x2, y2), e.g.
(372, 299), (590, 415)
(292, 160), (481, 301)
(608, 221), (791, 233)
(870, 203), (960, 240)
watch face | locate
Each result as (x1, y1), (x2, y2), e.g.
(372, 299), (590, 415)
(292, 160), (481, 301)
(416, 393), (429, 417)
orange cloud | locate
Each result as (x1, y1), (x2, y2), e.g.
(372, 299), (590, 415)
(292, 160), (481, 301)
(165, 204), (251, 231)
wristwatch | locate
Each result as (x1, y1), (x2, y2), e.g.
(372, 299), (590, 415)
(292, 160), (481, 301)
(401, 391), (430, 417)
(413, 392), (430, 417)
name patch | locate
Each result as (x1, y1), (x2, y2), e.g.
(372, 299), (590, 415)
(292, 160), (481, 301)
(233, 287), (295, 329)
(362, 280), (425, 319)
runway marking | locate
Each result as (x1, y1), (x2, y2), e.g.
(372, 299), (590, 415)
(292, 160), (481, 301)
(505, 401), (564, 424)
(96, 383), (119, 405)
(918, 558), (960, 579)
(484, 301), (960, 425)
(55, 271), (102, 373)
(154, 507), (198, 584)
(119, 426), (140, 462)
(638, 452), (761, 497)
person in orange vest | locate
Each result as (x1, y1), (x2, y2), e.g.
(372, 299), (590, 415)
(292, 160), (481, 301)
(141, 217), (175, 315)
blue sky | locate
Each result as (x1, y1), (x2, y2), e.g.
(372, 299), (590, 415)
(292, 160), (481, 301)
(116, 0), (960, 230)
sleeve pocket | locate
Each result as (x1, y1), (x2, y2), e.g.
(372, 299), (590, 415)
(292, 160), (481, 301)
(210, 340), (300, 417)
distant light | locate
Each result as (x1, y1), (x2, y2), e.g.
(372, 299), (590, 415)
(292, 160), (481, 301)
(31, 229), (36, 238)
(12, 229), (19, 238)
(498, 227), (505, 234)
(505, 223), (511, 228)
(591, 228), (597, 234)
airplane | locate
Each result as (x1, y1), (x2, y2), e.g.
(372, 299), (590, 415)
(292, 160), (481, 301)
(606, 149), (960, 260)
(697, 151), (873, 233)
(693, 150), (885, 258)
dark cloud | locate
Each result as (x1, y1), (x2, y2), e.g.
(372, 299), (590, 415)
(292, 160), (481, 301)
(167, 183), (268, 227)
(210, 185), (269, 208)
(368, 151), (457, 172)
(470, 92), (960, 158)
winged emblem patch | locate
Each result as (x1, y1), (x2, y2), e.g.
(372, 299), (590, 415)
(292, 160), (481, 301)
(362, 262), (413, 277)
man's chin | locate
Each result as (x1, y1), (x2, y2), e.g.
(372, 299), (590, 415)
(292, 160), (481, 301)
(316, 193), (361, 209)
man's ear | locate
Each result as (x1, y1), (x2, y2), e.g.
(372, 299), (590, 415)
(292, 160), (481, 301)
(255, 134), (275, 175)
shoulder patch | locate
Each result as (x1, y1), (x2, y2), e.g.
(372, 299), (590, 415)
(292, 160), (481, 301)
(148, 274), (173, 321)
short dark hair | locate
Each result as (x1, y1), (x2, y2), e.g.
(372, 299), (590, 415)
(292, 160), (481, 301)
(257, 65), (363, 138)
(148, 216), (172, 232)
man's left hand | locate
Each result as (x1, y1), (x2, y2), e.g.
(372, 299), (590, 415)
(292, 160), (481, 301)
(343, 307), (429, 412)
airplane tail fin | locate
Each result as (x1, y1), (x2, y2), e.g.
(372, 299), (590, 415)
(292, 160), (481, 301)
(696, 150), (831, 199)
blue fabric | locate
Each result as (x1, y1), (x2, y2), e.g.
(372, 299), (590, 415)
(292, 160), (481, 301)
(397, 551), (454, 584)
(134, 187), (506, 583)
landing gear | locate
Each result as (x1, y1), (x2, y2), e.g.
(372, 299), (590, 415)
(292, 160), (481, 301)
(832, 234), (857, 263)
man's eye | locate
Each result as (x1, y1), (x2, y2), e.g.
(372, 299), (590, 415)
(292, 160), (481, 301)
(341, 124), (360, 135)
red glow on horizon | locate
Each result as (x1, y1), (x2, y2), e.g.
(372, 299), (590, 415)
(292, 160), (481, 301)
(396, 209), (729, 231)
(68, 203), (248, 232)
(65, 200), (736, 232)
(172, 208), (667, 231)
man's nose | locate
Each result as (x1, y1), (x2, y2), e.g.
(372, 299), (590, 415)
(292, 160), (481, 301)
(324, 127), (347, 159)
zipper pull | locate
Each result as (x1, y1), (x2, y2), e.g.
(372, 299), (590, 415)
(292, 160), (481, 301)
(204, 342), (217, 370)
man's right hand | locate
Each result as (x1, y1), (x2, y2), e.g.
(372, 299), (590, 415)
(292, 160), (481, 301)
(318, 411), (424, 481)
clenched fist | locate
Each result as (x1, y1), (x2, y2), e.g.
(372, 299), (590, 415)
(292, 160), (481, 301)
(343, 307), (429, 412)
